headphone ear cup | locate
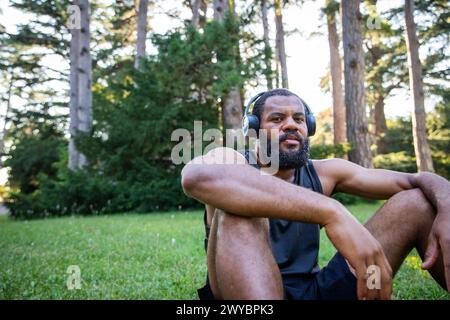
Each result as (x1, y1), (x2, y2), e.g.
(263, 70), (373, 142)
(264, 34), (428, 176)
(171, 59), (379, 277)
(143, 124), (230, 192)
(242, 115), (249, 136)
(243, 92), (265, 136)
(299, 97), (316, 137)
(245, 114), (259, 136)
(306, 114), (316, 137)
(242, 115), (260, 136)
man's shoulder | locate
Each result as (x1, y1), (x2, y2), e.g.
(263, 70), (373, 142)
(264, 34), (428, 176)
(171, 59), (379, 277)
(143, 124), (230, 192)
(310, 158), (353, 196)
(311, 158), (349, 171)
(311, 158), (357, 182)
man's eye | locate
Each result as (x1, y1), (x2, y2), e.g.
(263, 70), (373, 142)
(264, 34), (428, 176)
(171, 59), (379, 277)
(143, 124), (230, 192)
(272, 117), (282, 122)
(295, 118), (305, 123)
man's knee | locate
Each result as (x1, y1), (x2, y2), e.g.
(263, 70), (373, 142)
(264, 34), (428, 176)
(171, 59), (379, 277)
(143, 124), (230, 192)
(214, 209), (270, 243)
(387, 188), (435, 230)
(390, 188), (434, 215)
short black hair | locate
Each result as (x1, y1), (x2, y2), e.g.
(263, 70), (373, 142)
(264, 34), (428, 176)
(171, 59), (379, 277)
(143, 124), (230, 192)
(251, 88), (303, 121)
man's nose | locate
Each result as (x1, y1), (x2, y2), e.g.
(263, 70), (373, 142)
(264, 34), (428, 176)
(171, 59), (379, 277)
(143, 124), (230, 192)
(282, 117), (307, 136)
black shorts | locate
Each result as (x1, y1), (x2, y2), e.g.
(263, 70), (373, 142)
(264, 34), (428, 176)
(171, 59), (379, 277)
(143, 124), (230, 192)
(197, 252), (357, 300)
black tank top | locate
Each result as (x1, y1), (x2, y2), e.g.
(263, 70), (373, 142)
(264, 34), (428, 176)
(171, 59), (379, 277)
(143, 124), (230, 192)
(202, 150), (324, 277)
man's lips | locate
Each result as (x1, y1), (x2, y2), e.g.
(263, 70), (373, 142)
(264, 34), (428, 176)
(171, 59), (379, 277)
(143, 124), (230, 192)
(281, 134), (302, 145)
(283, 139), (300, 145)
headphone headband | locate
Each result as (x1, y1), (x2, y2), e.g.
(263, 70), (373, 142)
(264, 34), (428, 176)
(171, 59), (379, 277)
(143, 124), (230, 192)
(244, 92), (265, 117)
(244, 92), (313, 117)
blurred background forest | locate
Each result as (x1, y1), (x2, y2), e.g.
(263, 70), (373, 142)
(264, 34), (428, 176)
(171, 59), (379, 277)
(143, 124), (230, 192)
(0, 0), (448, 219)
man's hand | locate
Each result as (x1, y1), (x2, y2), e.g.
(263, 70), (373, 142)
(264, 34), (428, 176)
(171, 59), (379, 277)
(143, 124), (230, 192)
(324, 207), (393, 300)
(407, 172), (450, 291)
(422, 210), (450, 291)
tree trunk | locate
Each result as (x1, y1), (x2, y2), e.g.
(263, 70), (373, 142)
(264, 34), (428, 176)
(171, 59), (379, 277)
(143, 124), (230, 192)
(198, 0), (208, 29)
(341, 0), (373, 168)
(275, 58), (280, 88)
(404, 0), (434, 172)
(191, 0), (201, 29)
(374, 94), (388, 153)
(261, 0), (273, 89)
(0, 72), (14, 168)
(69, 1), (80, 171)
(326, 0), (346, 146)
(135, 0), (149, 70)
(213, 0), (243, 130)
(370, 44), (388, 154)
(77, 0), (92, 168)
(366, 0), (387, 154)
(274, 0), (288, 89)
(213, 0), (231, 21)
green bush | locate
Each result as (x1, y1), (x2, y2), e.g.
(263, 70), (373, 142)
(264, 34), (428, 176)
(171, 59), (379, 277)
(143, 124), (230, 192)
(383, 118), (415, 155)
(372, 151), (449, 183)
(6, 168), (201, 219)
(310, 143), (350, 159)
(332, 192), (359, 205)
(4, 109), (65, 194)
(331, 193), (379, 205)
(373, 151), (417, 173)
(5, 18), (263, 219)
(432, 150), (450, 180)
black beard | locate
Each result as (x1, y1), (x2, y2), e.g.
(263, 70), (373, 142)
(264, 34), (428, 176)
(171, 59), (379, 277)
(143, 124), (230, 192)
(260, 133), (310, 170)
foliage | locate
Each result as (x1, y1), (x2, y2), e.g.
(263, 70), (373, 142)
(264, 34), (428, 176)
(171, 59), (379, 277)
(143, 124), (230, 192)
(4, 108), (65, 194)
(382, 117), (414, 154)
(310, 143), (350, 160)
(0, 185), (9, 203)
(2, 1), (449, 218)
(331, 192), (377, 205)
(377, 100), (450, 179)
(428, 98), (450, 179)
(5, 16), (265, 219)
(310, 107), (334, 145)
(6, 166), (200, 219)
(373, 151), (417, 173)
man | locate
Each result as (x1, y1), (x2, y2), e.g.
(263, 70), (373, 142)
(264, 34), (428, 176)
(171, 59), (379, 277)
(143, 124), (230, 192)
(181, 88), (450, 300)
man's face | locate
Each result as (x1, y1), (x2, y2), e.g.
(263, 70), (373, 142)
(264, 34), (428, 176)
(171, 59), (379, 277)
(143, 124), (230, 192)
(258, 95), (310, 169)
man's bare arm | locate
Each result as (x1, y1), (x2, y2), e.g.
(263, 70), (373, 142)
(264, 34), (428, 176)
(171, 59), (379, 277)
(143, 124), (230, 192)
(182, 148), (393, 299)
(315, 158), (413, 199)
(409, 172), (450, 213)
(181, 147), (342, 226)
(319, 158), (450, 291)
(320, 158), (450, 210)
(409, 172), (450, 290)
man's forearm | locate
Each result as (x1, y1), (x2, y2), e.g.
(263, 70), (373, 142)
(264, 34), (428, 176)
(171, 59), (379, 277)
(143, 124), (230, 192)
(410, 172), (450, 212)
(182, 163), (345, 226)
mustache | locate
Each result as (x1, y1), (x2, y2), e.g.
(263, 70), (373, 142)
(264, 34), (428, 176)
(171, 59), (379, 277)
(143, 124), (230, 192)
(279, 131), (304, 143)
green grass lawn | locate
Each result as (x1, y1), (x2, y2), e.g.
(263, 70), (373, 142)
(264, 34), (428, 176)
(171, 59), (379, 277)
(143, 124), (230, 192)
(0, 203), (449, 300)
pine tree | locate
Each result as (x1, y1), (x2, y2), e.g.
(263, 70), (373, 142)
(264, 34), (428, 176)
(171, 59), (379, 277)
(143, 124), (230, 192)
(213, 0), (243, 131)
(404, 0), (434, 172)
(324, 0), (346, 145)
(261, 0), (273, 89)
(274, 0), (288, 89)
(341, 0), (373, 167)
(135, 0), (149, 70)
